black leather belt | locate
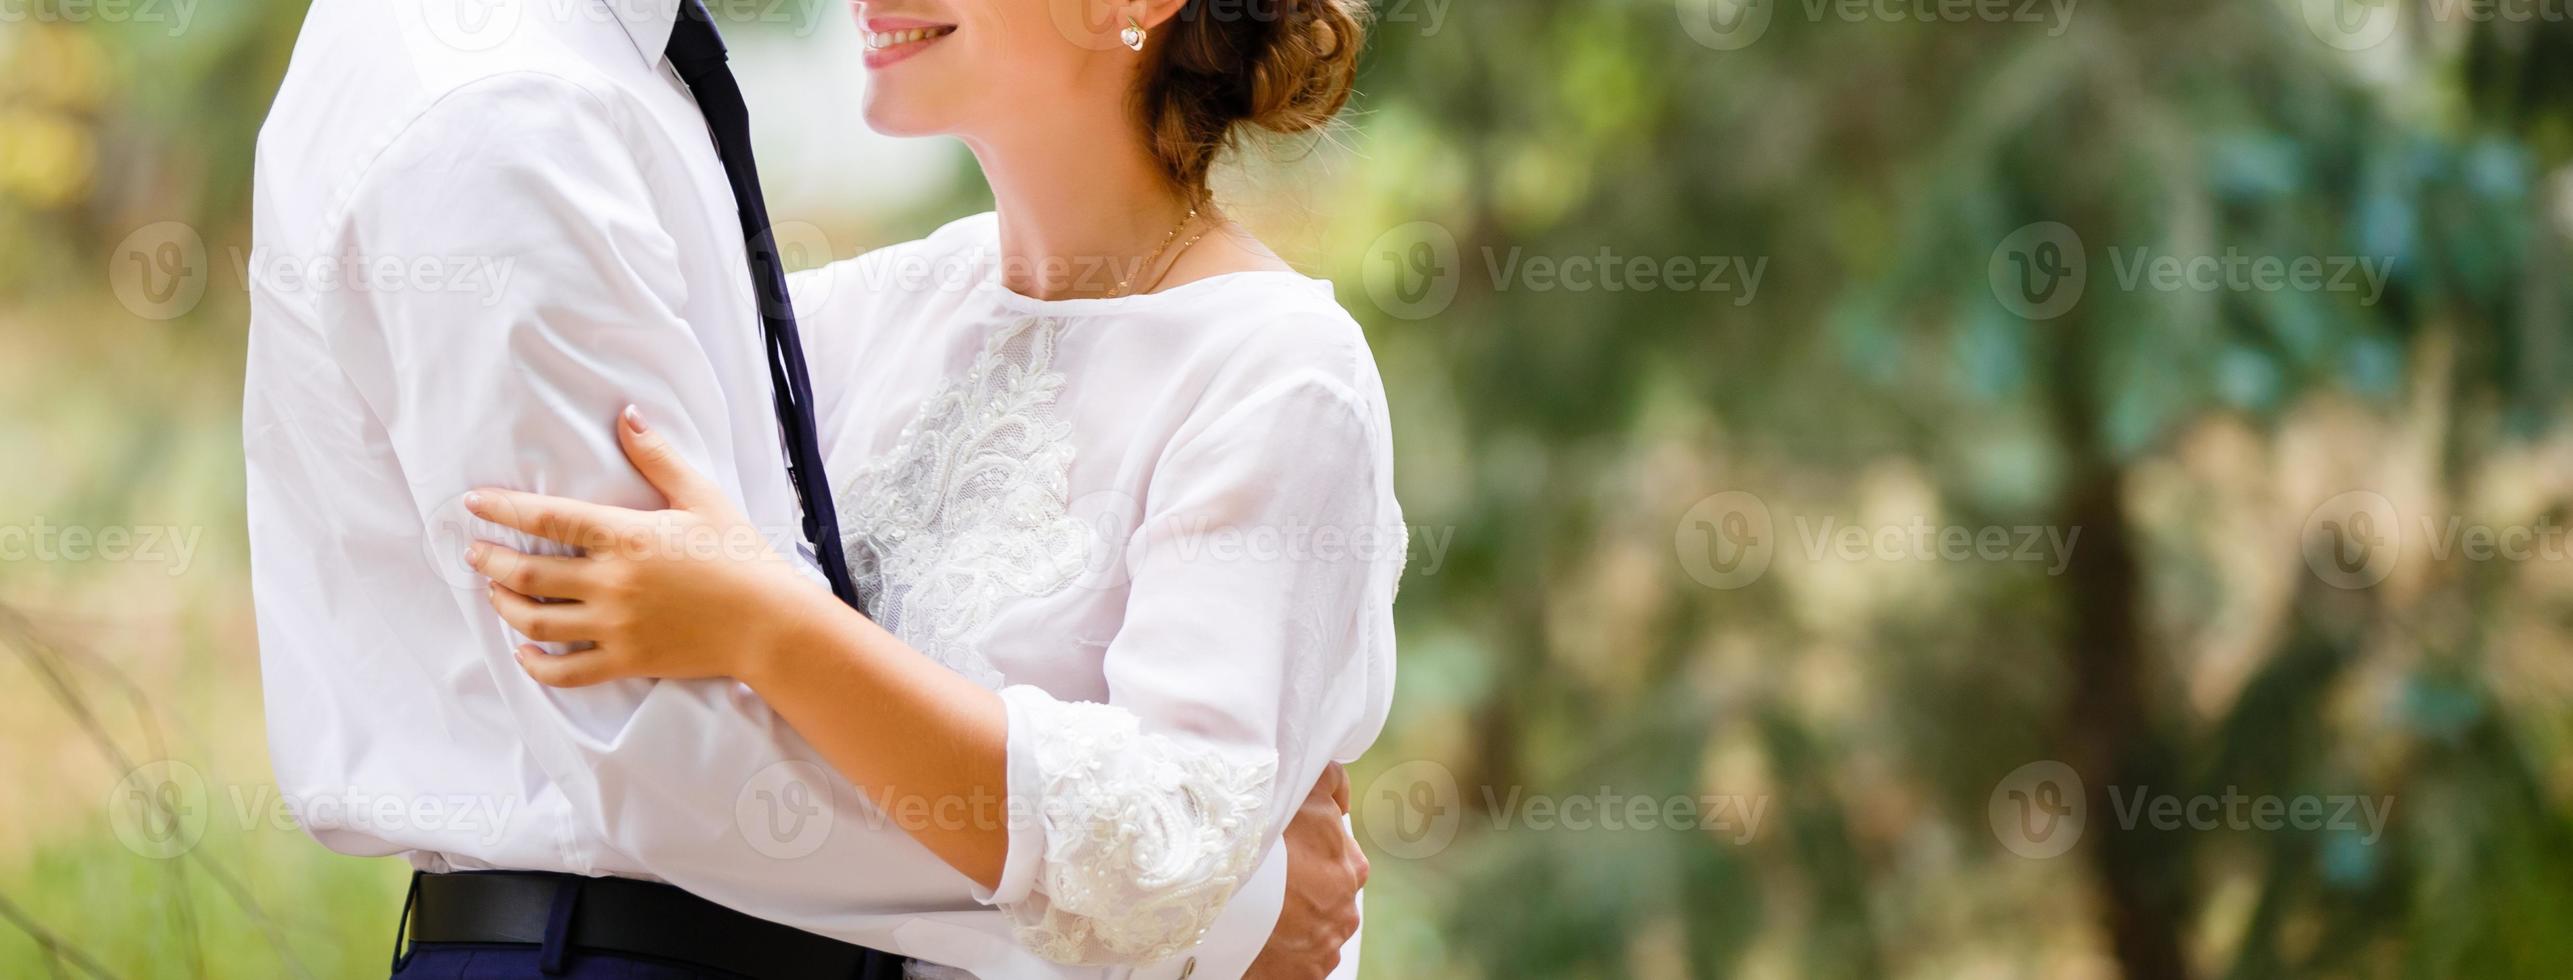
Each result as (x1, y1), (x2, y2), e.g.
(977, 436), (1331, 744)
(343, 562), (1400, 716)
(402, 870), (905, 979)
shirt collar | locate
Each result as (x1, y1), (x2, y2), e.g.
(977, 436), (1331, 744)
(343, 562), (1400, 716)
(605, 0), (682, 66)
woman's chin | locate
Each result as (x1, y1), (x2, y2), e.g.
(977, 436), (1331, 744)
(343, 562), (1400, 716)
(860, 92), (952, 138)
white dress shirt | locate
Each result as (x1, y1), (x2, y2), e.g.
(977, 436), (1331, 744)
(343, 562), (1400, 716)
(245, 1), (1392, 977)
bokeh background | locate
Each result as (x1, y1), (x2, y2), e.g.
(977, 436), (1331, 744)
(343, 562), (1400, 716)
(7, 0), (2573, 976)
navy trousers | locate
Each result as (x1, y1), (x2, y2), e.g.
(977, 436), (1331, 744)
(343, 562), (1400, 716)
(391, 943), (751, 979)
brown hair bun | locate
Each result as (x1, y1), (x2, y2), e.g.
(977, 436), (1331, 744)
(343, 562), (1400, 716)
(1140, 0), (1369, 198)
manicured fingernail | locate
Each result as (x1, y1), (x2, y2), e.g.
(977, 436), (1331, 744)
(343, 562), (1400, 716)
(466, 542), (487, 566)
(622, 404), (647, 433)
(464, 491), (486, 513)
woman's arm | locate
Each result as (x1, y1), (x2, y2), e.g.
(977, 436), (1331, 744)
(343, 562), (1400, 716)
(466, 406), (1016, 886)
(466, 382), (1401, 964)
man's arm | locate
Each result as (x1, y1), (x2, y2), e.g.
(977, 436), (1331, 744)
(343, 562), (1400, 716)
(315, 71), (981, 944)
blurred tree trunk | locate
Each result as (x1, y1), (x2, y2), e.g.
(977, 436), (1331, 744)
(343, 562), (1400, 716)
(2057, 466), (2190, 980)
(2047, 310), (2191, 980)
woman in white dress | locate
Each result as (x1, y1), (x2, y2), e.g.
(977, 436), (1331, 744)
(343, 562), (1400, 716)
(451, 0), (1401, 974)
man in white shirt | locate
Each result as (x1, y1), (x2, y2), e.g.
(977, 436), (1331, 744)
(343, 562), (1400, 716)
(244, 0), (1363, 976)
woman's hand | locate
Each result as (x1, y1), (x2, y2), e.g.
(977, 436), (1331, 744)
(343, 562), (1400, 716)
(463, 405), (833, 688)
(468, 407), (1011, 887)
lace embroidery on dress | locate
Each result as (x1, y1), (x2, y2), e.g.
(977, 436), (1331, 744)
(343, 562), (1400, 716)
(837, 317), (1090, 689)
(1003, 690), (1278, 966)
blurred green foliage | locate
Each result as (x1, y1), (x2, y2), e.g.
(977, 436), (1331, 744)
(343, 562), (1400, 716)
(6, 0), (2573, 977)
(1331, 1), (2573, 976)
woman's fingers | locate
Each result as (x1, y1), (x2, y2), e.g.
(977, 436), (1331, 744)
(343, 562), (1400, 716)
(514, 644), (632, 688)
(464, 488), (639, 549)
(487, 581), (599, 644)
(467, 543), (593, 599)
(618, 405), (719, 512)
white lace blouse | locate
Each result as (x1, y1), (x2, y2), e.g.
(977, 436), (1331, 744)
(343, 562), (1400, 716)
(791, 213), (1403, 971)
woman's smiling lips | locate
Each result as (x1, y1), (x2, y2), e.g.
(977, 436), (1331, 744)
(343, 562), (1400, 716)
(860, 16), (956, 70)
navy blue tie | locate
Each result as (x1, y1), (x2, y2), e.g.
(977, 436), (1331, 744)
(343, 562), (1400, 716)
(666, 0), (861, 609)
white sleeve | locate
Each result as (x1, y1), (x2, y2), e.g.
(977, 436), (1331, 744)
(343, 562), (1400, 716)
(318, 71), (902, 932)
(979, 370), (1405, 965)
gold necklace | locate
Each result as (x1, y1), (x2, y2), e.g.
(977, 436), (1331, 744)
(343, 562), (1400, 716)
(1108, 206), (1203, 299)
(1137, 226), (1212, 297)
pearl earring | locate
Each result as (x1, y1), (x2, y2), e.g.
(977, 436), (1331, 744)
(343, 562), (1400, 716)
(1121, 15), (1145, 51)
